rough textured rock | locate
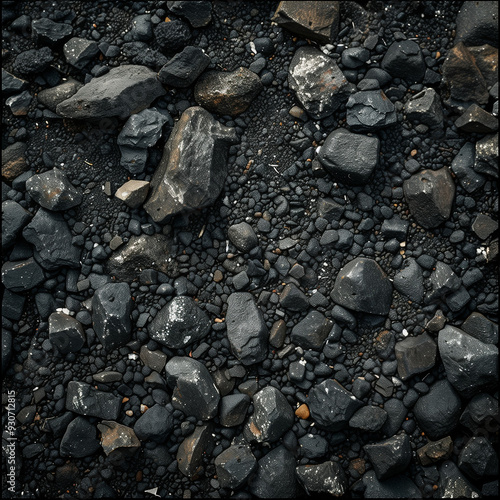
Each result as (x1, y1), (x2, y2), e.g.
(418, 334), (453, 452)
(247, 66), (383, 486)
(248, 445), (296, 498)
(474, 133), (498, 178)
(243, 386), (294, 443)
(331, 257), (392, 315)
(438, 460), (481, 498)
(2, 69), (28, 96)
(56, 65), (166, 119)
(92, 283), (132, 351)
(364, 433), (412, 480)
(194, 67), (263, 116)
(291, 311), (332, 350)
(438, 325), (498, 398)
(219, 393), (251, 427)
(288, 46), (350, 119)
(165, 357), (220, 420)
(279, 283), (309, 311)
(381, 40), (426, 82)
(417, 436), (454, 466)
(318, 128), (380, 185)
(154, 19), (191, 52)
(148, 296), (211, 349)
(413, 380), (461, 440)
(63, 37), (99, 69)
(225, 292), (268, 365)
(458, 437), (498, 480)
(176, 424), (214, 478)
(97, 421), (141, 460)
(215, 444), (257, 489)
(158, 45), (210, 87)
(460, 393), (499, 434)
(403, 168), (456, 229)
(144, 106), (237, 222)
(346, 90), (397, 131)
(404, 87), (444, 128)
(349, 405), (388, 432)
(308, 379), (363, 431)
(167, 1), (212, 28)
(49, 312), (86, 355)
(13, 47), (54, 75)
(2, 142), (28, 181)
(272, 1), (339, 43)
(296, 461), (348, 496)
(468, 44), (498, 88)
(455, 1), (499, 48)
(472, 213), (498, 240)
(65, 380), (121, 419)
(2, 200), (32, 248)
(1, 258), (45, 292)
(25, 168), (82, 211)
(393, 258), (424, 303)
(60, 417), (100, 458)
(461, 312), (498, 345)
(395, 333), (437, 381)
(451, 141), (486, 193)
(133, 404), (173, 442)
(22, 208), (81, 270)
(455, 103), (498, 133)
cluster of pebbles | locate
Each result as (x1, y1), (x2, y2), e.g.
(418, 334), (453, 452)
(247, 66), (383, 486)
(1, 1), (498, 498)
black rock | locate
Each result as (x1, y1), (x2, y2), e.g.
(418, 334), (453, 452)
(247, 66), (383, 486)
(128, 14), (153, 41)
(474, 133), (498, 178)
(37, 79), (83, 112)
(361, 470), (422, 498)
(121, 41), (168, 70)
(298, 434), (329, 458)
(404, 87), (444, 128)
(2, 289), (25, 321)
(167, 1), (212, 28)
(134, 404), (174, 442)
(382, 398), (408, 437)
(429, 261), (461, 299)
(381, 40), (426, 83)
(279, 283), (309, 311)
(346, 90), (397, 131)
(32, 17), (72, 46)
(228, 222), (258, 253)
(308, 379), (363, 431)
(413, 380), (461, 440)
(331, 257), (392, 315)
(455, 103), (498, 133)
(2, 329), (12, 375)
(458, 436), (498, 480)
(2, 200), (32, 248)
(461, 312), (498, 345)
(438, 325), (498, 398)
(403, 168), (455, 229)
(342, 47), (370, 68)
(393, 258), (424, 303)
(219, 393), (251, 427)
(144, 107), (238, 222)
(364, 432), (412, 480)
(1, 257), (45, 292)
(26, 168), (82, 211)
(471, 213), (498, 240)
(395, 333), (437, 381)
(49, 312), (86, 355)
(243, 386), (294, 443)
(158, 45), (210, 88)
(248, 445), (296, 498)
(381, 216), (409, 242)
(459, 393), (499, 433)
(194, 67), (263, 116)
(63, 37), (99, 69)
(115, 180), (150, 208)
(2, 69), (28, 96)
(56, 65), (166, 120)
(92, 283), (132, 351)
(154, 19), (191, 52)
(318, 128), (380, 185)
(288, 46), (350, 119)
(438, 460), (481, 498)
(60, 417), (100, 458)
(349, 405), (388, 432)
(215, 444), (257, 489)
(65, 380), (121, 419)
(317, 197), (344, 222)
(291, 310), (332, 350)
(451, 142), (486, 193)
(226, 292), (268, 365)
(177, 425), (215, 479)
(148, 296), (211, 349)
(455, 1), (499, 47)
(165, 356), (220, 420)
(417, 436), (454, 466)
(13, 47), (54, 75)
(296, 461), (348, 496)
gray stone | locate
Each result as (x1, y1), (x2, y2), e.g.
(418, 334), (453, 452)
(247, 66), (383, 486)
(472, 213), (498, 240)
(243, 386), (294, 443)
(296, 461), (348, 496)
(49, 312), (86, 355)
(165, 356), (220, 420)
(134, 404), (173, 442)
(417, 436), (454, 466)
(381, 40), (426, 82)
(6, 90), (32, 116)
(32, 17), (73, 46)
(474, 133), (498, 178)
(2, 289), (25, 321)
(459, 393), (499, 433)
(167, 1), (212, 28)
(114, 180), (150, 208)
(176, 424), (214, 478)
(37, 80), (83, 112)
(65, 380), (121, 419)
(2, 200), (32, 248)
(342, 47), (370, 68)
(97, 421), (141, 460)
(298, 434), (329, 459)
(158, 45), (210, 87)
(403, 168), (455, 229)
(429, 261), (461, 299)
(317, 197), (344, 221)
(404, 87), (444, 128)
(346, 90), (397, 131)
(461, 312), (498, 345)
(63, 37), (99, 69)
(308, 379), (363, 431)
(393, 258), (424, 303)
(2, 69), (28, 96)
(228, 222), (258, 252)
(458, 437), (498, 480)
(413, 380), (461, 440)
(455, 1), (499, 47)
(2, 142), (28, 181)
(279, 283), (309, 311)
(226, 292), (268, 365)
(288, 46), (350, 120)
(318, 128), (380, 185)
(56, 65), (166, 119)
(455, 104), (498, 133)
(148, 296), (211, 349)
(26, 168), (82, 211)
(349, 406), (388, 432)
(144, 107), (237, 222)
(215, 444), (257, 489)
(438, 460), (481, 498)
(291, 311), (332, 350)
(60, 417), (100, 458)
(92, 283), (132, 351)
(382, 398), (408, 437)
(1, 258), (45, 292)
(395, 333), (437, 380)
(362, 470), (422, 498)
(364, 433), (412, 480)
(451, 142), (486, 193)
(331, 257), (392, 315)
(438, 325), (498, 398)
(13, 47), (54, 75)
(219, 393), (251, 427)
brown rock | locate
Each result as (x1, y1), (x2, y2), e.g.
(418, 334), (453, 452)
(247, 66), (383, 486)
(2, 142), (28, 181)
(176, 424), (214, 479)
(272, 1), (339, 44)
(417, 436), (453, 466)
(295, 403), (310, 419)
(468, 44), (498, 88)
(269, 319), (287, 348)
(97, 420), (141, 459)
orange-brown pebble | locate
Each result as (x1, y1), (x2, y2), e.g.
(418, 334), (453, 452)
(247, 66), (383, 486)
(295, 404), (310, 419)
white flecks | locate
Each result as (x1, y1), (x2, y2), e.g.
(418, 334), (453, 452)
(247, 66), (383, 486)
(56, 307), (71, 315)
(128, 353), (138, 360)
(402, 329), (409, 337)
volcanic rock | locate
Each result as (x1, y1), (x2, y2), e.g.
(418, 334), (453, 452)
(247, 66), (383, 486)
(97, 421), (141, 461)
(346, 90), (397, 131)
(159, 45), (210, 87)
(1, 258), (45, 292)
(60, 417), (100, 458)
(114, 180), (150, 208)
(472, 213), (498, 240)
(228, 222), (258, 252)
(177, 424), (214, 478)
(13, 47), (53, 75)
(361, 470), (421, 498)
(2, 142), (28, 181)
(451, 142), (486, 193)
(417, 436), (454, 466)
(364, 433), (412, 480)
(134, 404), (173, 442)
(461, 312), (498, 344)
(63, 37), (99, 68)
(32, 17), (73, 46)
(395, 333), (437, 380)
(296, 461), (348, 496)
(438, 460), (481, 498)
(37, 79), (83, 112)
(215, 444), (257, 489)
(474, 133), (498, 178)
(167, 1), (212, 28)
(393, 258), (424, 303)
(154, 19), (191, 52)
(455, 104), (498, 133)
(381, 40), (426, 83)
(291, 310), (332, 350)
(404, 87), (444, 128)
(49, 311), (86, 355)
(219, 393), (251, 427)
(455, 1), (499, 47)
(2, 69), (28, 96)
(65, 380), (121, 420)
(458, 437), (498, 480)
(2, 200), (32, 248)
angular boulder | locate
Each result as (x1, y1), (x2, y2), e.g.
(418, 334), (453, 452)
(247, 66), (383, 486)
(215, 444), (257, 489)
(393, 258), (424, 303)
(346, 90), (397, 131)
(65, 380), (121, 420)
(134, 404), (174, 442)
(177, 424), (214, 478)
(474, 133), (498, 178)
(291, 311), (332, 350)
(296, 461), (347, 497)
(56, 65), (166, 119)
(381, 40), (426, 83)
(331, 257), (392, 315)
(364, 433), (412, 480)
(49, 311), (86, 355)
(395, 333), (437, 381)
(2, 200), (32, 248)
(1, 258), (45, 292)
(158, 45), (210, 88)
(455, 1), (499, 47)
(451, 142), (485, 193)
(288, 46), (350, 119)
(144, 106), (238, 222)
(60, 417), (100, 458)
(404, 87), (444, 128)
(97, 421), (141, 460)
(148, 296), (211, 349)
